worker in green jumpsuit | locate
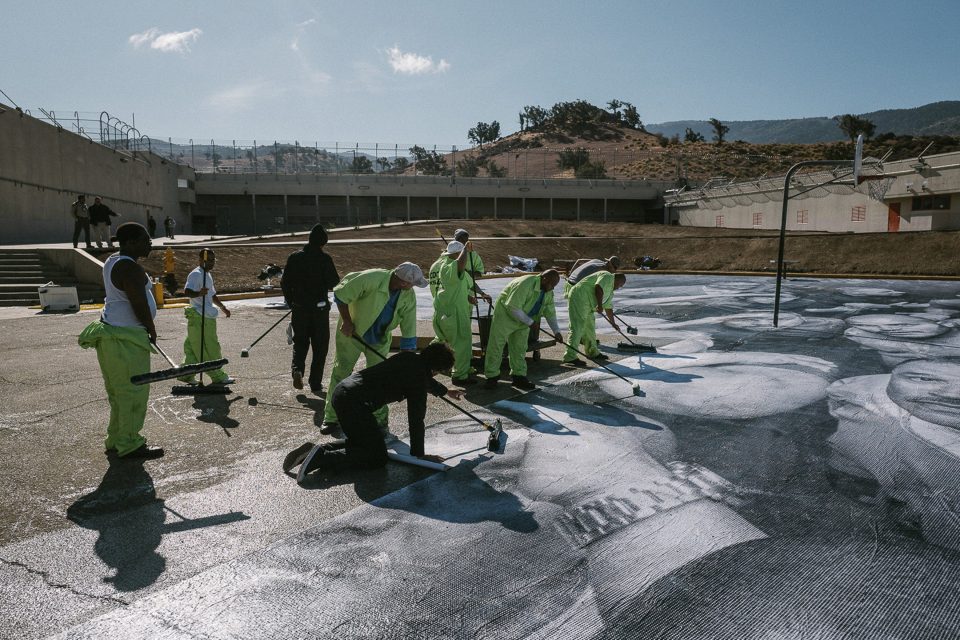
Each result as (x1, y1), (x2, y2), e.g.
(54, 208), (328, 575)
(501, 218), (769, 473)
(484, 269), (563, 391)
(430, 240), (478, 385)
(453, 228), (486, 294)
(178, 249), (233, 385)
(77, 223), (164, 459)
(564, 272), (627, 366)
(321, 262), (428, 435)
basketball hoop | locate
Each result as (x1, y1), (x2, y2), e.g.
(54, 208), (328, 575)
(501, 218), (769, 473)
(853, 134), (864, 185)
(860, 174), (896, 202)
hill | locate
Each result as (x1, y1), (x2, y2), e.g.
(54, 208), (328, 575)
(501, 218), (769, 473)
(646, 101), (960, 143)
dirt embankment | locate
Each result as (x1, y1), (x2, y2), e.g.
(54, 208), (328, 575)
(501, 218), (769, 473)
(142, 221), (960, 294)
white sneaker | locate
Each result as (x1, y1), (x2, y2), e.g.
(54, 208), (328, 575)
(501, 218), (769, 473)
(212, 377), (236, 385)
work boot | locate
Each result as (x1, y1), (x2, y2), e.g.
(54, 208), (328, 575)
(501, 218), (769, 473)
(511, 376), (537, 391)
(484, 376), (500, 389)
(297, 444), (325, 483)
(452, 377), (477, 386)
(310, 385), (325, 396)
(594, 353), (609, 361)
(563, 358), (588, 367)
(122, 445), (165, 460)
(320, 422), (344, 439)
(283, 442), (314, 473)
(292, 370), (304, 390)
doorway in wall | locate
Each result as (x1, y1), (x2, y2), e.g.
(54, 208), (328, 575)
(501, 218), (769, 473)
(887, 202), (901, 232)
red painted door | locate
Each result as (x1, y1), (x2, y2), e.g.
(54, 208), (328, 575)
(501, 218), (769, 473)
(888, 203), (901, 232)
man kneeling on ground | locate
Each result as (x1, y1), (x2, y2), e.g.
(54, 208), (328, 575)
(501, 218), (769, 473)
(287, 343), (464, 482)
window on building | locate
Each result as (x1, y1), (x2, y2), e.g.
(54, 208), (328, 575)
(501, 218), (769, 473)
(797, 209), (809, 225)
(715, 215), (725, 228)
(298, 196), (315, 206)
(851, 205), (866, 222)
(912, 195), (951, 211)
(752, 212), (763, 227)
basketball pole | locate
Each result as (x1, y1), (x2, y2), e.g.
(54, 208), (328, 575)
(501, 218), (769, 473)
(773, 158), (855, 327)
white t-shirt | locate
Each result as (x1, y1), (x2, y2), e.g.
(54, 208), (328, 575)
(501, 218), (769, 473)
(101, 254), (157, 328)
(185, 267), (218, 318)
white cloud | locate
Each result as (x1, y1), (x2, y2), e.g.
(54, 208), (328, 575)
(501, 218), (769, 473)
(128, 27), (202, 54)
(386, 47), (450, 75)
(203, 81), (270, 111)
(128, 28), (160, 49)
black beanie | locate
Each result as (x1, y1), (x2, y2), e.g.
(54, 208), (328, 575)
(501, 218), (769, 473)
(309, 224), (328, 247)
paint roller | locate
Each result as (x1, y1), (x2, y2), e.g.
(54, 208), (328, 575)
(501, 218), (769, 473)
(538, 327), (644, 397)
(131, 341), (228, 387)
(240, 309), (292, 357)
(351, 334), (507, 454)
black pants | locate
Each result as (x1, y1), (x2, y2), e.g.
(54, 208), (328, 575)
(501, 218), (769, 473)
(73, 219), (91, 247)
(291, 306), (330, 390)
(317, 383), (388, 472)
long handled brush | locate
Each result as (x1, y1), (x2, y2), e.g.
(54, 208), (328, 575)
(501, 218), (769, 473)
(241, 309), (292, 357)
(131, 342), (228, 388)
(613, 311), (639, 335)
(603, 315), (656, 354)
(352, 334), (507, 453)
(542, 327), (644, 397)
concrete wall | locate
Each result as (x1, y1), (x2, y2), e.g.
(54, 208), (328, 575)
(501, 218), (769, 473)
(0, 105), (193, 244)
(193, 172), (667, 235)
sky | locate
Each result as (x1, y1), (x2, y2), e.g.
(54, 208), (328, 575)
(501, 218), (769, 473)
(3, 0), (959, 147)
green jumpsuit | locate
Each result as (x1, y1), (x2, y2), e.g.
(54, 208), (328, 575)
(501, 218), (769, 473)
(323, 268), (418, 426)
(431, 256), (473, 380)
(564, 270), (614, 362)
(483, 274), (557, 379)
(78, 321), (153, 456)
(178, 307), (229, 383)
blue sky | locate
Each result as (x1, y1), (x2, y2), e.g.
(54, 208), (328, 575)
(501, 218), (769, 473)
(3, 0), (958, 146)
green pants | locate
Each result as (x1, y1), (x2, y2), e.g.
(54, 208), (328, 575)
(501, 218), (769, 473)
(483, 314), (531, 379)
(79, 321), (152, 456)
(565, 293), (601, 362)
(432, 303), (473, 380)
(180, 307), (228, 382)
(323, 330), (390, 426)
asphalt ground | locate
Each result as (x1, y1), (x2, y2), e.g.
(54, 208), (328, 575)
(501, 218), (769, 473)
(0, 278), (604, 639)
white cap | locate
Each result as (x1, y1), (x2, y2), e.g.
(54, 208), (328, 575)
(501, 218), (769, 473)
(394, 262), (429, 287)
(446, 240), (465, 255)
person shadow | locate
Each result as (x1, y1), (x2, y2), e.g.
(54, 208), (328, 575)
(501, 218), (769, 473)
(66, 457), (249, 592)
(192, 393), (243, 435)
(297, 448), (538, 534)
(296, 393), (326, 429)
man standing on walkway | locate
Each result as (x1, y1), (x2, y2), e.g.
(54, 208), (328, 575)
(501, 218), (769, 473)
(281, 224), (340, 394)
(179, 249), (234, 385)
(77, 223), (163, 459)
(484, 270), (563, 390)
(430, 240), (477, 386)
(564, 271), (626, 366)
(321, 262), (428, 435)
(146, 211), (157, 238)
(88, 196), (120, 249)
(71, 194), (92, 249)
(164, 216), (176, 239)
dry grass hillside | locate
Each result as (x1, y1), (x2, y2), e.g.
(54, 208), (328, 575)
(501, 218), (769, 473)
(143, 221), (960, 295)
(421, 125), (960, 184)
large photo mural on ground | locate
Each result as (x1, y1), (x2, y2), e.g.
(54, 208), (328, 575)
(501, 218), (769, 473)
(62, 275), (960, 639)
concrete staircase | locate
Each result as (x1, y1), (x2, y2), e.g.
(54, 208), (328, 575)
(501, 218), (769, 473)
(0, 250), (103, 307)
